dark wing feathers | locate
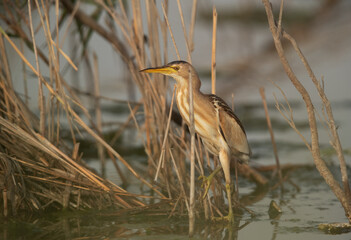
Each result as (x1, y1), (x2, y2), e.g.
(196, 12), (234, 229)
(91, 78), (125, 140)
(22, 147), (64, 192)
(208, 94), (251, 161)
(207, 94), (246, 135)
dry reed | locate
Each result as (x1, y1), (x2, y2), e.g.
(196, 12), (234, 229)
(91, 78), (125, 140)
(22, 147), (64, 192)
(259, 87), (282, 181)
(0, 0), (151, 216)
(0, 0), (271, 222)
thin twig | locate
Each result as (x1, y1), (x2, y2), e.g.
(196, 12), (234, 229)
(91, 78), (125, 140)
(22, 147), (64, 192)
(155, 86), (176, 181)
(188, 0), (198, 52)
(211, 7), (217, 95)
(92, 52), (105, 177)
(262, 0), (351, 221)
(188, 69), (195, 236)
(28, 0), (45, 136)
(176, 0), (192, 63)
(169, 149), (189, 211)
(259, 87), (282, 181)
(161, 2), (180, 60)
(282, 30), (351, 205)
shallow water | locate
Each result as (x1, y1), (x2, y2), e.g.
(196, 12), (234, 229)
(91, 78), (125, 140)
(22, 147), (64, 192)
(2, 99), (350, 239)
(3, 1), (351, 239)
(2, 166), (350, 239)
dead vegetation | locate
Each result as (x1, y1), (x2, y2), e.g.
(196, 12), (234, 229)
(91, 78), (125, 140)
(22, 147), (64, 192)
(0, 0), (268, 219)
(0, 0), (156, 216)
(0, 0), (348, 231)
(262, 0), (351, 223)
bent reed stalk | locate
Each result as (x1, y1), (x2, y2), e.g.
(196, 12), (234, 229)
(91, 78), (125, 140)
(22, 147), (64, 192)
(1, 0), (268, 220)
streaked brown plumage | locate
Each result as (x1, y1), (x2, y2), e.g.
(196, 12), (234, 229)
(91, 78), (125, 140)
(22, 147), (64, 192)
(140, 60), (251, 222)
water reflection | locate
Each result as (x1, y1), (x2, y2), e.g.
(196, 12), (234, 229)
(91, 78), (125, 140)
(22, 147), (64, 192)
(0, 212), (253, 239)
(2, 165), (348, 239)
(0, 174), (296, 240)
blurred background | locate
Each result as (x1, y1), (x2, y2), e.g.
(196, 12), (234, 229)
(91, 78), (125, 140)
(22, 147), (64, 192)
(6, 0), (350, 169)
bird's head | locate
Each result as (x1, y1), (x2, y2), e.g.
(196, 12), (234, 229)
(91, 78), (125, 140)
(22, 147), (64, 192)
(140, 61), (200, 89)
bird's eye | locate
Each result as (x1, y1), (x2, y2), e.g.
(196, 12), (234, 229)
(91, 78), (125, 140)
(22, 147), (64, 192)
(172, 66), (180, 71)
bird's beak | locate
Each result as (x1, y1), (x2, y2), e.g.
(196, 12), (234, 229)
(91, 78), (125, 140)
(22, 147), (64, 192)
(140, 66), (176, 75)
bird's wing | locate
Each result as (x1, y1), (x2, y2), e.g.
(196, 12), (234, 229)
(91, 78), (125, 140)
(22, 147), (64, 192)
(208, 94), (251, 161)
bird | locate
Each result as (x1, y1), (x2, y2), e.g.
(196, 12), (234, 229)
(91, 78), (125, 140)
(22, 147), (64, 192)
(140, 60), (251, 222)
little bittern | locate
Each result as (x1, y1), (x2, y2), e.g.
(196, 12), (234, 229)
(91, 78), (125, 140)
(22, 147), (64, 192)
(140, 61), (251, 222)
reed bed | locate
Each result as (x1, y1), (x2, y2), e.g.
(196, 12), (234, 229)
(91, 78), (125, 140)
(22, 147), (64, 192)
(0, 0), (240, 219)
(0, 65), (147, 215)
(0, 0), (154, 216)
(0, 0), (283, 221)
(1, 0), (348, 234)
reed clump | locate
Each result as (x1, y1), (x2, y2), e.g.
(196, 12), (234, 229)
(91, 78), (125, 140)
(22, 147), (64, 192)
(0, 0), (149, 216)
(0, 0), (268, 220)
(0, 70), (145, 215)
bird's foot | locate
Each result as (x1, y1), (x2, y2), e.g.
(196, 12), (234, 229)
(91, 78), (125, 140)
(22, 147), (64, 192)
(198, 175), (212, 199)
(211, 211), (234, 223)
(198, 166), (222, 199)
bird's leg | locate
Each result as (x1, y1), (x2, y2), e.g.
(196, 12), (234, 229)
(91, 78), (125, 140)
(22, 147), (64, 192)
(199, 165), (222, 199)
(225, 182), (234, 223)
(211, 149), (234, 223)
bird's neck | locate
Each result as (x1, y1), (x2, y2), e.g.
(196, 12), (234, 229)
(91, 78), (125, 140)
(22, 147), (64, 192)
(175, 78), (201, 92)
(190, 73), (201, 90)
(175, 82), (207, 110)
